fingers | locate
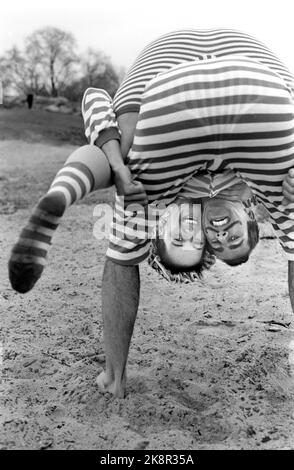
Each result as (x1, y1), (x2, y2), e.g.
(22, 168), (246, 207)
(124, 193), (147, 202)
(282, 169), (294, 204)
(124, 181), (148, 206)
(131, 181), (146, 191)
(115, 177), (148, 207)
(117, 189), (148, 208)
(283, 177), (294, 195)
(282, 175), (294, 205)
(284, 169), (294, 188)
(282, 193), (294, 206)
(124, 193), (148, 207)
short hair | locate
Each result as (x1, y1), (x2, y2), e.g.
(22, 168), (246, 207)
(247, 219), (260, 250)
(222, 219), (260, 267)
(224, 254), (249, 266)
(148, 238), (215, 283)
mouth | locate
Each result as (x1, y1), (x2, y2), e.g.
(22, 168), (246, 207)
(182, 217), (198, 225)
(210, 216), (229, 227)
(194, 243), (204, 250)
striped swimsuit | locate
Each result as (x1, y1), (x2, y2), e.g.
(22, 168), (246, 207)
(82, 29), (294, 265)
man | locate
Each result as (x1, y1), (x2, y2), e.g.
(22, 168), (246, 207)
(9, 29), (294, 398)
(82, 30), (294, 397)
(202, 180), (260, 265)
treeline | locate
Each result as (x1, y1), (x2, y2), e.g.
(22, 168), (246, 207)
(0, 26), (125, 101)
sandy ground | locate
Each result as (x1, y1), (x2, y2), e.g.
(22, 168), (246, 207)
(1, 140), (294, 450)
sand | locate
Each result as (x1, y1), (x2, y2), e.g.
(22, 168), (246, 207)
(1, 140), (294, 450)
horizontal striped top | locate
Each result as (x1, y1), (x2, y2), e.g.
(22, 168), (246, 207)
(113, 28), (294, 116)
(106, 170), (247, 265)
(180, 170), (243, 199)
(82, 29), (294, 265)
(83, 29), (294, 146)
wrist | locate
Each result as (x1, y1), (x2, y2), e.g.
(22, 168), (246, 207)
(101, 139), (125, 174)
(113, 165), (133, 191)
(111, 161), (127, 175)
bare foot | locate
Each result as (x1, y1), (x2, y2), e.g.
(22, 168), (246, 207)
(96, 370), (126, 398)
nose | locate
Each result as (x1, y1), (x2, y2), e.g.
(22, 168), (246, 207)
(181, 225), (202, 244)
(216, 230), (228, 242)
(181, 223), (194, 240)
(181, 229), (193, 241)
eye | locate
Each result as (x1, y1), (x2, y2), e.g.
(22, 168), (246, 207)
(230, 236), (239, 242)
(172, 237), (184, 246)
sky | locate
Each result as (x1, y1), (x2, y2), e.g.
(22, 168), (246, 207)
(0, 0), (293, 72)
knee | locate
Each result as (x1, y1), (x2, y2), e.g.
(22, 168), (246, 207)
(65, 145), (112, 189)
(66, 144), (105, 164)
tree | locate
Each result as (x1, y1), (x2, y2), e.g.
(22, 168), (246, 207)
(0, 27), (122, 103)
(25, 26), (77, 97)
(62, 48), (121, 102)
(81, 48), (121, 95)
(0, 45), (43, 95)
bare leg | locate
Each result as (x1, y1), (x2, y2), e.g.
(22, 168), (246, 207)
(97, 259), (140, 398)
(288, 261), (294, 313)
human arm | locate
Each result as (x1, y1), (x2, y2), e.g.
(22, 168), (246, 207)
(82, 88), (147, 205)
(266, 167), (294, 313)
(288, 261), (294, 313)
(282, 168), (294, 205)
(117, 112), (139, 160)
(101, 139), (147, 206)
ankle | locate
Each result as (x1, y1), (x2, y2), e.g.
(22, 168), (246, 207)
(38, 193), (66, 217)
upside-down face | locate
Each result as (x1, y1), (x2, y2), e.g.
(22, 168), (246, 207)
(203, 198), (251, 262)
(157, 200), (205, 270)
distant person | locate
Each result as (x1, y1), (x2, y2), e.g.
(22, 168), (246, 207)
(8, 29), (294, 398)
(26, 93), (34, 109)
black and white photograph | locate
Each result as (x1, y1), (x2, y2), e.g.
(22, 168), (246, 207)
(1, 0), (294, 454)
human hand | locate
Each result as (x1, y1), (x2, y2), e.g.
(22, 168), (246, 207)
(113, 165), (148, 207)
(282, 168), (294, 206)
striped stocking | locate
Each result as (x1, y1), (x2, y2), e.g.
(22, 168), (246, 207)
(8, 146), (110, 293)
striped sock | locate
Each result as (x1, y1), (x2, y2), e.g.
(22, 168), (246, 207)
(8, 161), (95, 293)
(47, 161), (95, 208)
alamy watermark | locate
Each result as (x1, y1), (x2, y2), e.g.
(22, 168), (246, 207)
(92, 199), (202, 246)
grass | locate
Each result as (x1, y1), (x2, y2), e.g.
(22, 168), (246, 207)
(0, 106), (269, 222)
(0, 107), (114, 213)
(0, 107), (86, 146)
